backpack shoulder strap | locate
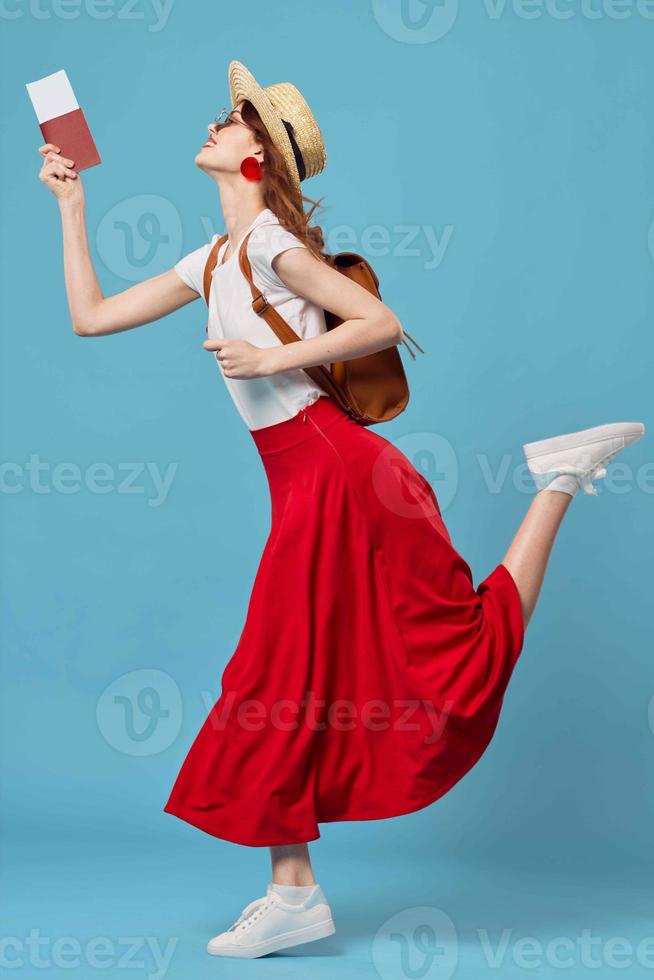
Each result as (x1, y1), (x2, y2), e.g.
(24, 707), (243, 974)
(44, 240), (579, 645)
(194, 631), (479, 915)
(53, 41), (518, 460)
(202, 234), (228, 305)
(237, 231), (351, 411)
(237, 231), (305, 345)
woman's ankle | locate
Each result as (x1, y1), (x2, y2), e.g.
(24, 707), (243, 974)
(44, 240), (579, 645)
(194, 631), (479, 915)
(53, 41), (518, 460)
(271, 874), (316, 886)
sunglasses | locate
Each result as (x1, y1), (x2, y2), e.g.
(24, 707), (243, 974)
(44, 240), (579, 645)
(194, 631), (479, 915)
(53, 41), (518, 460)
(212, 107), (252, 130)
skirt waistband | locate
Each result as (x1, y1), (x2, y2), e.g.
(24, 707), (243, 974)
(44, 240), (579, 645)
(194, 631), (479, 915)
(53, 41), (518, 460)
(249, 395), (352, 456)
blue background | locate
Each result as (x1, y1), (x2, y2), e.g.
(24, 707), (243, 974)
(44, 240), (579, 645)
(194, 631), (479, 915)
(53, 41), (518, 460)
(2, 1), (653, 977)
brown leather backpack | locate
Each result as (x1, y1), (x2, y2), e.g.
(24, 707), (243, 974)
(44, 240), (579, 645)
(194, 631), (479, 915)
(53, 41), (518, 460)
(202, 230), (425, 425)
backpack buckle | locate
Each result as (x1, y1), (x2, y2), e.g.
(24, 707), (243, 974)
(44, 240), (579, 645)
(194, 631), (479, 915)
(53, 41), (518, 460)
(252, 293), (269, 315)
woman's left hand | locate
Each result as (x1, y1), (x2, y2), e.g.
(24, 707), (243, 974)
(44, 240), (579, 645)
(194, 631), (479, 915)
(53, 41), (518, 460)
(203, 338), (277, 379)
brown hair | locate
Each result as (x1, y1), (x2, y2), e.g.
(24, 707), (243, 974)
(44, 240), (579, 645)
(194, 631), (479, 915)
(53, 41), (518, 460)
(238, 100), (328, 262)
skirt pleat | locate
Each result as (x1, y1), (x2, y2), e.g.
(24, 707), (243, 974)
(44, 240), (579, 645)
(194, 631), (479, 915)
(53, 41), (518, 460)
(164, 395), (525, 846)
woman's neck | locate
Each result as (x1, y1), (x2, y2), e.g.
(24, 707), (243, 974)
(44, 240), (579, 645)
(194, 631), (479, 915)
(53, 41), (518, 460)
(217, 177), (268, 245)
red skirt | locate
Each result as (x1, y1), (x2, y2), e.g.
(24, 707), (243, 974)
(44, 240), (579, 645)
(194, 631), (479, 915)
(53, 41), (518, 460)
(164, 395), (525, 847)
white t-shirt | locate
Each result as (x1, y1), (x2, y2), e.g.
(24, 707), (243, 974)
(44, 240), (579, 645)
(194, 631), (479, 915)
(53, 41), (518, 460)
(174, 207), (330, 430)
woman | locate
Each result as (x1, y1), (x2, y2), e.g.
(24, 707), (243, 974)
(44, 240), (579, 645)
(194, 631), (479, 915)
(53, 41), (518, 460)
(39, 60), (644, 960)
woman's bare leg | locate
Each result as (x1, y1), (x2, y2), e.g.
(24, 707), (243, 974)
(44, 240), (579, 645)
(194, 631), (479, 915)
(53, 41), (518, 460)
(501, 489), (573, 630)
(269, 844), (316, 885)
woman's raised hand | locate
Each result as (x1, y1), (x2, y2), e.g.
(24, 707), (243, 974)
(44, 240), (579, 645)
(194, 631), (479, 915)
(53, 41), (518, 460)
(38, 143), (85, 205)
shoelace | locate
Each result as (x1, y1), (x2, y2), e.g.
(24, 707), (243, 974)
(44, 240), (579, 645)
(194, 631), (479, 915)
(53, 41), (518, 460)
(228, 896), (273, 933)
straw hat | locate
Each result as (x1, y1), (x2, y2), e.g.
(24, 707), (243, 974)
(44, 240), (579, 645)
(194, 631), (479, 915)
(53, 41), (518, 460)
(228, 59), (326, 196)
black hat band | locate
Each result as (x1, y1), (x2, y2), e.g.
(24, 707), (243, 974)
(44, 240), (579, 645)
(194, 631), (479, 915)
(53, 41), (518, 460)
(281, 119), (307, 182)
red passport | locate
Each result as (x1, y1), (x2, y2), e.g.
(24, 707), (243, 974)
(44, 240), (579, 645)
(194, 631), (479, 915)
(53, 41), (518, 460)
(40, 108), (101, 171)
(26, 70), (101, 172)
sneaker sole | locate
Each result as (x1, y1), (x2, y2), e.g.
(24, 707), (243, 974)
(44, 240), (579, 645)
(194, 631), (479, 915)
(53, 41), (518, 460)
(523, 422), (644, 460)
(207, 915), (336, 959)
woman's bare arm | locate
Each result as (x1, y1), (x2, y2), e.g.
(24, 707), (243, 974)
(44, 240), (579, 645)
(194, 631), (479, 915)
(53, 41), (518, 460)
(39, 143), (199, 337)
(60, 198), (198, 336)
(203, 245), (404, 379)
(202, 245), (405, 380)
(272, 247), (404, 366)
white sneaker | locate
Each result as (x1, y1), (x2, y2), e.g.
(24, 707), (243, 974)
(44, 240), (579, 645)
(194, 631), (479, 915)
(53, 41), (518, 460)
(207, 882), (336, 959)
(523, 421), (645, 496)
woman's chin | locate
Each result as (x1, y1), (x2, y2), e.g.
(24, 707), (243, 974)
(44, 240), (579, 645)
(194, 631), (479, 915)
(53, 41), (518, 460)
(194, 148), (220, 173)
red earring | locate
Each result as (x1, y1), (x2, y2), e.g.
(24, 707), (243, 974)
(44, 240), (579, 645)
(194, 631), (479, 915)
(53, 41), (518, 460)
(240, 156), (264, 181)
